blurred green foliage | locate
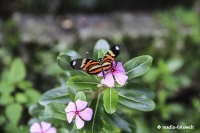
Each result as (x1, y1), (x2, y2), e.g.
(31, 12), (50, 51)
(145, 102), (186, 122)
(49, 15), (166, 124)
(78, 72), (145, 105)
(133, 7), (200, 133)
(0, 58), (41, 133)
(0, 4), (200, 133)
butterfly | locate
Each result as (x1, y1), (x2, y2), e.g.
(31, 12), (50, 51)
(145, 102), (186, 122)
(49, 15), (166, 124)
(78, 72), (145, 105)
(70, 45), (120, 78)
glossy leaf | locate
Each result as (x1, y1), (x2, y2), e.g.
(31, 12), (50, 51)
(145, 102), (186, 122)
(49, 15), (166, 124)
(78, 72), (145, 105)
(103, 88), (118, 114)
(45, 102), (67, 120)
(98, 49), (107, 59)
(39, 85), (70, 106)
(93, 39), (110, 60)
(111, 113), (133, 132)
(102, 121), (116, 133)
(29, 103), (44, 117)
(123, 82), (155, 99)
(111, 110), (136, 133)
(102, 115), (121, 133)
(57, 54), (73, 71)
(69, 70), (90, 77)
(5, 103), (23, 125)
(39, 111), (67, 125)
(57, 50), (81, 71)
(67, 76), (100, 90)
(118, 89), (155, 111)
(68, 87), (77, 101)
(74, 91), (86, 102)
(80, 99), (104, 133)
(123, 55), (153, 80)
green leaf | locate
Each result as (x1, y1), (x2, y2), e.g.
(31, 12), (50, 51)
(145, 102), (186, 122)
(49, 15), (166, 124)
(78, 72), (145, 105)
(123, 55), (153, 80)
(57, 128), (70, 133)
(124, 82), (155, 99)
(39, 111), (67, 125)
(19, 125), (30, 133)
(25, 89), (41, 106)
(68, 87), (77, 100)
(69, 70), (90, 77)
(60, 50), (82, 60)
(0, 115), (5, 125)
(0, 93), (14, 105)
(1, 68), (10, 81)
(80, 98), (104, 133)
(39, 85), (70, 106)
(15, 92), (28, 103)
(45, 102), (67, 120)
(111, 110), (136, 133)
(102, 116), (121, 133)
(4, 123), (21, 133)
(74, 91), (86, 102)
(5, 103), (23, 125)
(29, 103), (44, 117)
(0, 81), (14, 94)
(93, 39), (110, 60)
(118, 89), (155, 111)
(142, 68), (159, 83)
(57, 50), (81, 71)
(166, 57), (183, 73)
(57, 54), (73, 71)
(111, 113), (132, 132)
(67, 76), (100, 90)
(102, 121), (116, 133)
(28, 118), (40, 125)
(93, 75), (102, 82)
(17, 80), (33, 90)
(9, 58), (26, 83)
(103, 88), (118, 114)
(98, 49), (108, 59)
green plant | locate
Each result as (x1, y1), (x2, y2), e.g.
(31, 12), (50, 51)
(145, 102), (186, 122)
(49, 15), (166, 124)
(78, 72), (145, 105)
(28, 39), (155, 132)
(0, 58), (41, 133)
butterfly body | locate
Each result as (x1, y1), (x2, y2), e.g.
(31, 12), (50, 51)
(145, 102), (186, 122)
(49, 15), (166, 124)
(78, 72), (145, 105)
(70, 45), (120, 78)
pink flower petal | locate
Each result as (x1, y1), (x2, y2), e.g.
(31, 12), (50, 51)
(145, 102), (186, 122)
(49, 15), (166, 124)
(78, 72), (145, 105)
(41, 121), (51, 132)
(65, 102), (76, 113)
(112, 61), (116, 67)
(79, 108), (93, 121)
(76, 99), (87, 111)
(101, 73), (114, 87)
(30, 122), (41, 132)
(97, 72), (103, 77)
(67, 112), (75, 123)
(114, 72), (128, 85)
(115, 62), (126, 74)
(46, 127), (57, 133)
(75, 115), (84, 129)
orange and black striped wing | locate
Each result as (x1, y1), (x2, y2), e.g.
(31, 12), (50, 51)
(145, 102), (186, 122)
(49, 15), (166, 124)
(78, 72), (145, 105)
(102, 45), (120, 71)
(70, 59), (103, 75)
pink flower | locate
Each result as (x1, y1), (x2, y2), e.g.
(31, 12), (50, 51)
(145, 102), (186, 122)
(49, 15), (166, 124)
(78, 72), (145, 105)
(65, 99), (93, 129)
(30, 121), (57, 133)
(99, 61), (128, 87)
